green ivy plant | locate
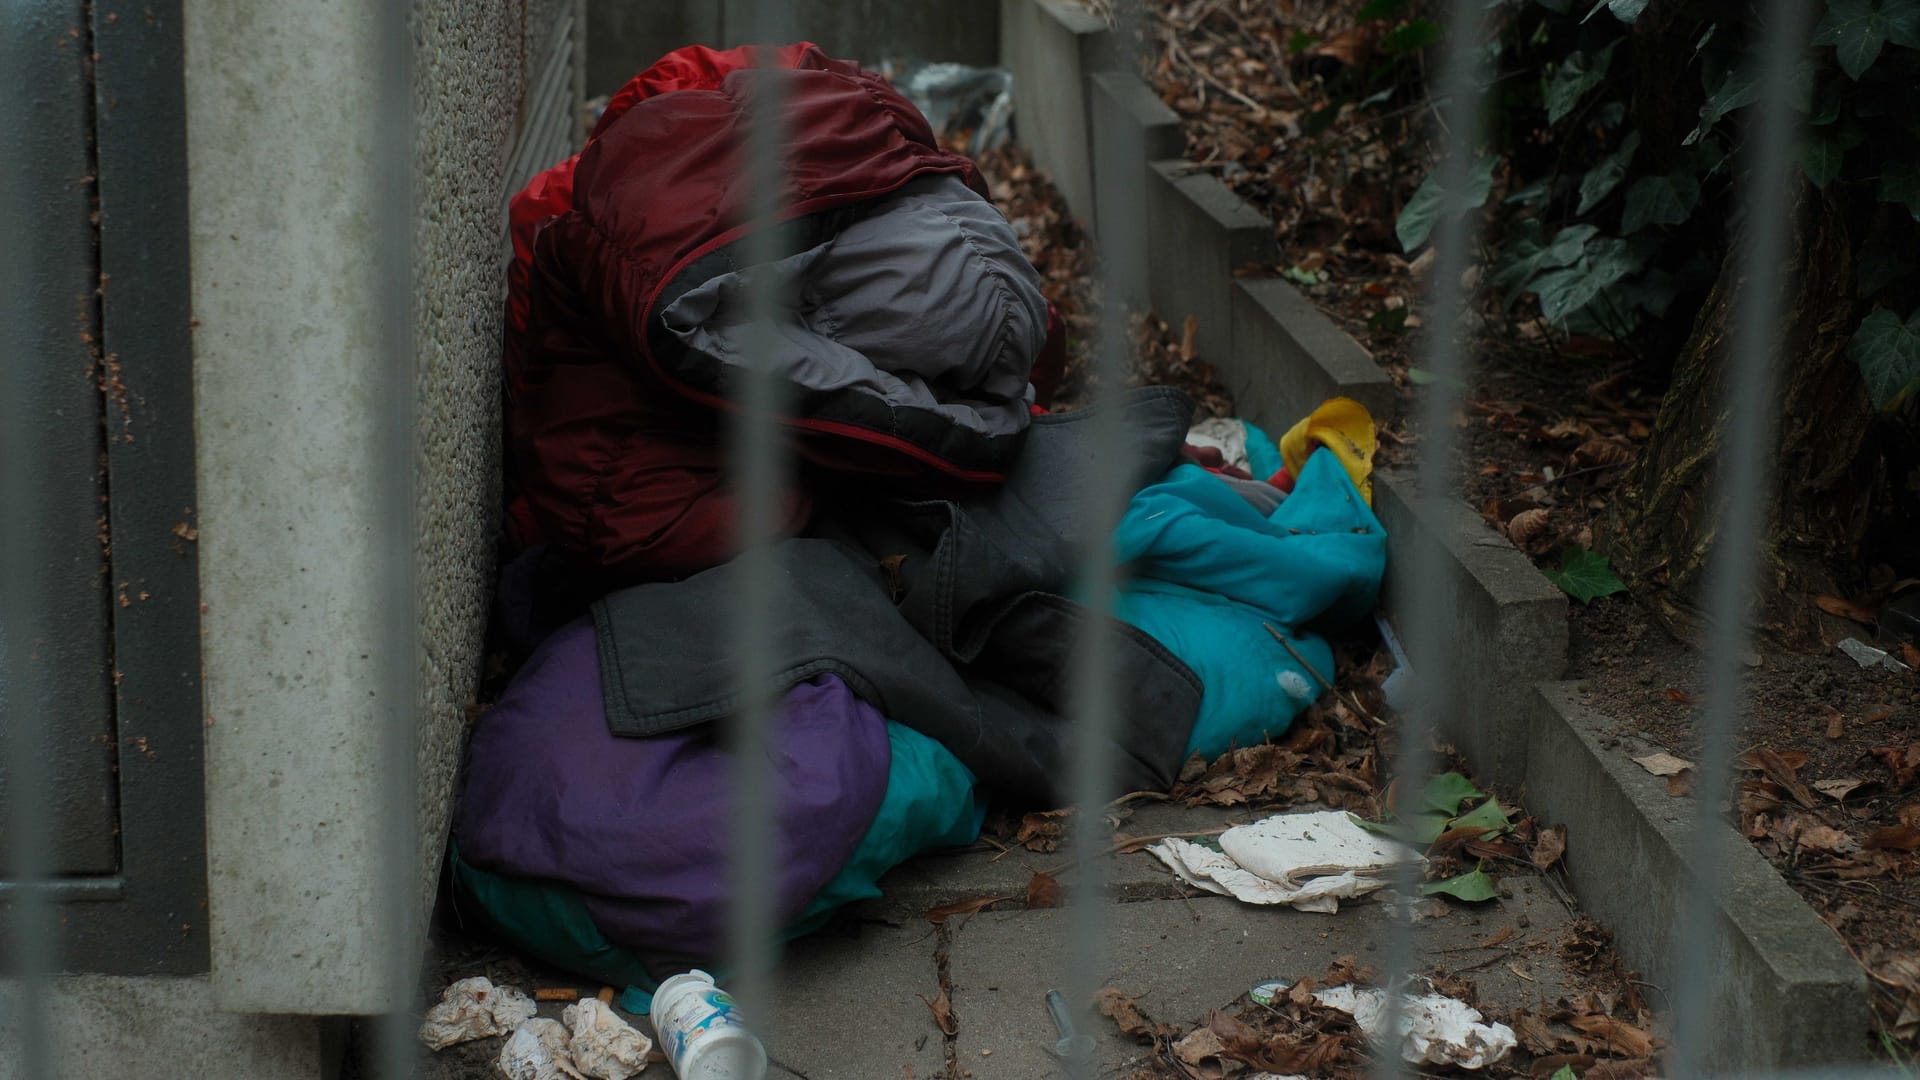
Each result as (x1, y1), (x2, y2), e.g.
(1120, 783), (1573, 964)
(1398, 0), (1920, 410)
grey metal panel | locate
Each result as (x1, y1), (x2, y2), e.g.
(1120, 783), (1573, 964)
(0, 0), (208, 976)
(0, 0), (120, 876)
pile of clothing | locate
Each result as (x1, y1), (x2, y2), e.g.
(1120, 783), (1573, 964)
(451, 42), (1388, 1011)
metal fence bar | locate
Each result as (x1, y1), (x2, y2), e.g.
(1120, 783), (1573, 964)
(372, 2), (422, 1076)
(727, 7), (798, 1030)
(1667, 2), (1812, 1076)
(1384, 1), (1494, 1075)
(1063, 0), (1152, 1070)
(0, 2), (81, 1071)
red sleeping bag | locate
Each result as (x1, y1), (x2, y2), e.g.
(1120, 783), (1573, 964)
(503, 43), (1067, 584)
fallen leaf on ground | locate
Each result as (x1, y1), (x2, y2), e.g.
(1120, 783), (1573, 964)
(1095, 988), (1158, 1040)
(1872, 744), (1920, 789)
(1663, 687), (1702, 706)
(1906, 642), (1920, 670)
(1026, 871), (1062, 909)
(1825, 706), (1846, 740)
(1481, 925), (1517, 948)
(1511, 1011), (1561, 1055)
(1633, 752), (1693, 777)
(1815, 778), (1867, 800)
(1667, 770), (1696, 797)
(1507, 508), (1550, 548)
(925, 895), (1008, 925)
(1016, 808), (1072, 852)
(1815, 594), (1879, 625)
(1792, 821), (1858, 853)
(1866, 823), (1920, 852)
(1567, 1014), (1656, 1057)
(919, 986), (957, 1036)
(1172, 1025), (1230, 1070)
(1741, 747), (1818, 808)
(1531, 824), (1568, 870)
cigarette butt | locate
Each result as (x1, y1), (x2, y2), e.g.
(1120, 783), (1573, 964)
(534, 987), (580, 1002)
(597, 986), (615, 1004)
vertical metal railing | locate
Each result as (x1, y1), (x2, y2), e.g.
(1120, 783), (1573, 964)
(372, 1), (424, 1078)
(1667, 2), (1813, 1076)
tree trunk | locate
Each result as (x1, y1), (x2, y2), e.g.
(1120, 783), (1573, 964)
(1605, 180), (1876, 644)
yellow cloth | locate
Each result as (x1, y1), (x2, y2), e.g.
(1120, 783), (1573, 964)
(1278, 397), (1376, 506)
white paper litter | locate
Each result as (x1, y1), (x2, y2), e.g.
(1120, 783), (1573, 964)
(498, 1018), (586, 1080)
(562, 999), (652, 1080)
(1838, 637), (1912, 672)
(1149, 811), (1419, 913)
(1312, 984), (1516, 1070)
(418, 976), (539, 1051)
(1186, 417), (1251, 473)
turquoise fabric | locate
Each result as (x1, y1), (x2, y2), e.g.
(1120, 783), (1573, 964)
(449, 721), (982, 1013)
(1113, 449), (1386, 761)
(1242, 419), (1284, 481)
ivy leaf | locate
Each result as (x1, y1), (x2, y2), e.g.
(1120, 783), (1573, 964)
(1544, 545), (1628, 604)
(1545, 43), (1616, 124)
(1621, 173), (1701, 234)
(1800, 123), (1863, 188)
(1381, 18), (1443, 52)
(1814, 0), (1892, 80)
(1687, 67), (1760, 144)
(1886, 0), (1920, 46)
(1420, 773), (1486, 816)
(1849, 308), (1920, 410)
(1492, 222), (1597, 299)
(1396, 156), (1498, 252)
(1578, 130), (1640, 213)
(1532, 236), (1641, 324)
(1357, 0), (1411, 20)
(1287, 31), (1318, 54)
(1449, 797), (1511, 838)
(1878, 161), (1920, 219)
(1551, 1068), (1580, 1080)
(1422, 868), (1500, 902)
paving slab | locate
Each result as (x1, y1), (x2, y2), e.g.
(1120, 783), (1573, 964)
(759, 918), (949, 1080)
(865, 803), (1249, 921)
(946, 859), (1587, 1078)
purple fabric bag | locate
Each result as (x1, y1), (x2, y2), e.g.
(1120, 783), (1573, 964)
(454, 617), (892, 967)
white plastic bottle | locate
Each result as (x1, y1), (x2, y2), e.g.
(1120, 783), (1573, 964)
(651, 970), (769, 1080)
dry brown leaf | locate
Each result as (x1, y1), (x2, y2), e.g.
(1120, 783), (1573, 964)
(1792, 821), (1858, 853)
(1664, 687), (1703, 705)
(1744, 747), (1818, 808)
(1512, 1011), (1563, 1056)
(1667, 769), (1697, 797)
(1095, 987), (1158, 1041)
(1506, 507), (1550, 548)
(1016, 808), (1072, 852)
(1825, 706), (1846, 740)
(1634, 751), (1693, 776)
(1905, 642), (1920, 670)
(1026, 871), (1062, 909)
(1815, 777), (1867, 801)
(1865, 823), (1920, 853)
(1567, 1014), (1656, 1057)
(1481, 924), (1518, 949)
(926, 895), (1008, 925)
(1572, 438), (1634, 468)
(1814, 594), (1878, 625)
(1172, 1025), (1229, 1070)
(1179, 315), (1198, 363)
(1872, 744), (1920, 789)
(1532, 823), (1568, 870)
(920, 985), (957, 1036)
